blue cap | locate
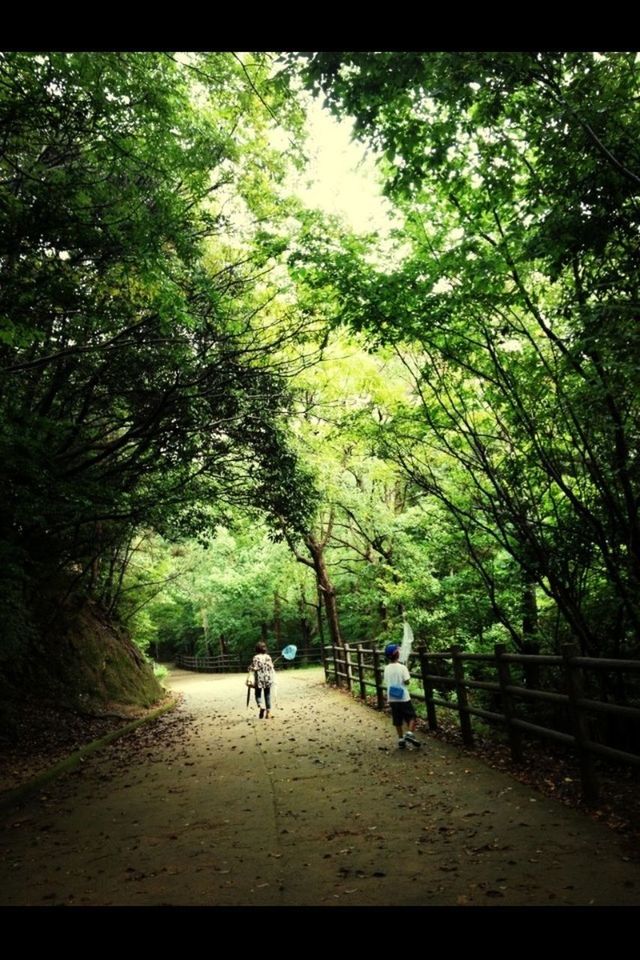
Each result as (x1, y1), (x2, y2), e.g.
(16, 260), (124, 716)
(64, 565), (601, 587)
(385, 643), (400, 658)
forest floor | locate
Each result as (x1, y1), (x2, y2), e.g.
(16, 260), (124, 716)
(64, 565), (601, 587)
(0, 667), (639, 907)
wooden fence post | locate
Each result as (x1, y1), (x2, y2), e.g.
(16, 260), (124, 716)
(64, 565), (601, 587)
(372, 648), (385, 711)
(344, 642), (353, 691)
(451, 645), (474, 747)
(356, 644), (367, 700)
(336, 643), (342, 687)
(563, 643), (599, 803)
(322, 646), (331, 683)
(418, 645), (438, 730)
(495, 643), (523, 762)
(331, 644), (339, 687)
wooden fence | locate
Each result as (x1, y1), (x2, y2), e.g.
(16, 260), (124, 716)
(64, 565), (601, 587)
(175, 653), (243, 673)
(175, 646), (324, 674)
(323, 641), (640, 802)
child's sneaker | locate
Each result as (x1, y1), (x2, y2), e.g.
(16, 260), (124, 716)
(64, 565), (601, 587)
(404, 731), (421, 748)
(398, 738), (406, 749)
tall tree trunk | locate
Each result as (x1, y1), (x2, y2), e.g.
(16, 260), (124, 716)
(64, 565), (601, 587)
(315, 584), (325, 646)
(306, 534), (343, 647)
(299, 586), (312, 644)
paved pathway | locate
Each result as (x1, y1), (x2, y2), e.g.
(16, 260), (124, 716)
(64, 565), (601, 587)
(0, 668), (638, 906)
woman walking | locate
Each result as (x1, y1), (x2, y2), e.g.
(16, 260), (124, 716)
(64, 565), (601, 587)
(250, 641), (276, 719)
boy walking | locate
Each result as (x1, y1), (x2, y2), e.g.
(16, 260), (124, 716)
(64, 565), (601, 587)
(383, 643), (421, 750)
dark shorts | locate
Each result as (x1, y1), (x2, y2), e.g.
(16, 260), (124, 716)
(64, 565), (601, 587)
(390, 700), (416, 726)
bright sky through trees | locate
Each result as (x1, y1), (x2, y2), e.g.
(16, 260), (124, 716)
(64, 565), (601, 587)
(286, 95), (396, 235)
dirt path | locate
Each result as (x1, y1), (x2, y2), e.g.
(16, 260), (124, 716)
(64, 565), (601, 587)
(0, 667), (638, 906)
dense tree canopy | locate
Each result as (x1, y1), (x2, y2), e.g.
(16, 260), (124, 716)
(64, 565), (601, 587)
(0, 52), (316, 655)
(3, 51), (639, 684)
(277, 52), (640, 658)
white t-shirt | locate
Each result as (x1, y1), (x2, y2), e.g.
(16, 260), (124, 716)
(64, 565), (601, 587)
(384, 662), (410, 701)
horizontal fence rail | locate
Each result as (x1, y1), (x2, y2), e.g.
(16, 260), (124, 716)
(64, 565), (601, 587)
(322, 641), (640, 803)
(274, 647), (324, 668)
(175, 654), (243, 673)
(176, 646), (324, 674)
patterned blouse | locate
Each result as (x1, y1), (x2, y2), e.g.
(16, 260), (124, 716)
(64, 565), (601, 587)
(250, 653), (275, 688)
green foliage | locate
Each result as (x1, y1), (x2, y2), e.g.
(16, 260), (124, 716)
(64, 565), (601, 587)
(5, 50), (640, 691)
(0, 52), (317, 657)
(285, 52), (640, 658)
(120, 522), (319, 662)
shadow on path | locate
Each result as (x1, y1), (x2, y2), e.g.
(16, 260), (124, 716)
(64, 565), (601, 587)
(0, 667), (638, 906)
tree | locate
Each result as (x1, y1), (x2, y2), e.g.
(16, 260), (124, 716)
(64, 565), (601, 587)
(285, 52), (640, 657)
(118, 523), (319, 661)
(0, 52), (315, 660)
